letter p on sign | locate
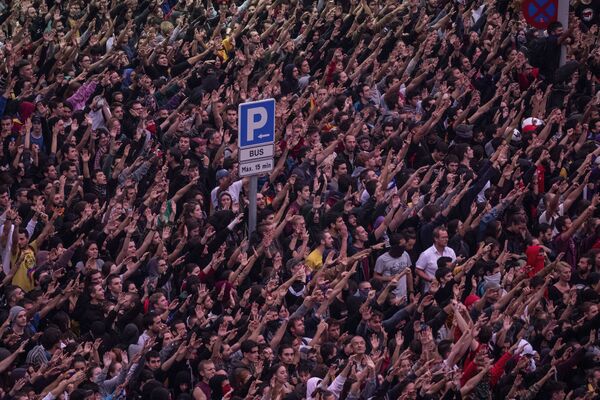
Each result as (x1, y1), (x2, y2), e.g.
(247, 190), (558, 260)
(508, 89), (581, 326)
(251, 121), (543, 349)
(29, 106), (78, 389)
(238, 99), (276, 148)
(246, 108), (268, 141)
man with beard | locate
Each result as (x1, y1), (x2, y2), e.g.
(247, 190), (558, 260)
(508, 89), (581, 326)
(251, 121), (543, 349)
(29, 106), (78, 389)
(10, 209), (55, 292)
(374, 231), (416, 299)
(538, 21), (571, 80)
(572, 253), (595, 287)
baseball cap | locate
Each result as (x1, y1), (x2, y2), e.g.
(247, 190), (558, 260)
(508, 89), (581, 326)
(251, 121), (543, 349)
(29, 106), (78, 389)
(521, 117), (544, 133)
(216, 169), (230, 180)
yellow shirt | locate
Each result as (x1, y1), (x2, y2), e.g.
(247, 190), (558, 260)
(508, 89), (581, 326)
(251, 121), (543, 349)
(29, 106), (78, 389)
(305, 248), (323, 271)
(217, 37), (233, 62)
(11, 240), (38, 292)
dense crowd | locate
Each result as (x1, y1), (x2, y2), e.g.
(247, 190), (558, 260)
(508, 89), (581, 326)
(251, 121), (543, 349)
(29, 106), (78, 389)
(0, 0), (599, 399)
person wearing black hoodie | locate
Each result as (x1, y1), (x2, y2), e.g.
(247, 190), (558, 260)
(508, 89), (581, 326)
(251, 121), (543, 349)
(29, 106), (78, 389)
(280, 64), (300, 96)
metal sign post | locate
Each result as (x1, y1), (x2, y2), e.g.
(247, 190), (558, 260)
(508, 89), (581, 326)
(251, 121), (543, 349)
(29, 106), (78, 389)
(248, 176), (257, 234)
(558, 0), (568, 67)
(238, 99), (276, 235)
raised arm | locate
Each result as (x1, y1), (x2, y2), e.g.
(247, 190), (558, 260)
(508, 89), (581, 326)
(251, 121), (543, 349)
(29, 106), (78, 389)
(562, 176), (588, 214)
(558, 194), (598, 241)
(269, 318), (289, 351)
(460, 361), (491, 397)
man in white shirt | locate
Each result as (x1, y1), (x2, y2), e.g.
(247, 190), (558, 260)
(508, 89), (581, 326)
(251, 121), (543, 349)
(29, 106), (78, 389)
(415, 227), (456, 293)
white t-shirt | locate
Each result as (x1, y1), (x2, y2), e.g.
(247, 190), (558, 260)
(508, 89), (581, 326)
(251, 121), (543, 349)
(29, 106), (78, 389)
(374, 251), (412, 297)
(539, 204), (563, 235)
(89, 105), (107, 131)
(416, 245), (456, 292)
(210, 179), (244, 208)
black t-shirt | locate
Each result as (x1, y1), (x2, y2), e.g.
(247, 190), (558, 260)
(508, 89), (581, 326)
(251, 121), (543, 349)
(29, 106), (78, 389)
(434, 280), (456, 307)
(571, 272), (594, 288)
(328, 296), (348, 320)
(540, 35), (561, 80)
(547, 284), (568, 308)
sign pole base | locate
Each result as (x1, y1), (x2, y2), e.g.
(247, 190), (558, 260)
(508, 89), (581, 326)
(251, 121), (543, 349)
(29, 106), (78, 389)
(248, 176), (257, 236)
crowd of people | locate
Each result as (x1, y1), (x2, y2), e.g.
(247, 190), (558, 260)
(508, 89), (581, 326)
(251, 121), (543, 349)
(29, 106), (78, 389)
(0, 0), (599, 399)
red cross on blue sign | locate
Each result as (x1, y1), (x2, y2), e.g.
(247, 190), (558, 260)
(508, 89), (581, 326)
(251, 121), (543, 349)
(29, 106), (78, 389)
(522, 0), (558, 29)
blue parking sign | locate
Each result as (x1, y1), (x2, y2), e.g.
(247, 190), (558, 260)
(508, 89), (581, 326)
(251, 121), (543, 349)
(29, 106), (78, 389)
(238, 99), (276, 148)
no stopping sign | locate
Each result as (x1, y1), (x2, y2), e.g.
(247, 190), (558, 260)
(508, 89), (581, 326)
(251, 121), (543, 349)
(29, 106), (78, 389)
(522, 0), (558, 29)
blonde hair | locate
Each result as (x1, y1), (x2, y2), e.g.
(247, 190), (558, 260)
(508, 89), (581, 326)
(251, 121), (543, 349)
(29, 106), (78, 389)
(160, 21), (174, 36)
